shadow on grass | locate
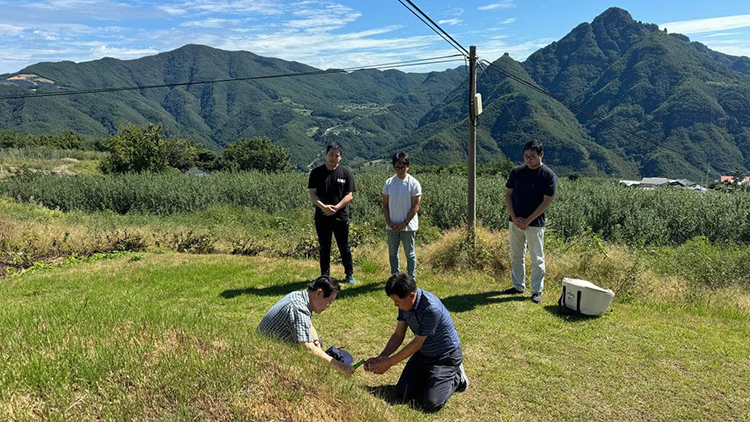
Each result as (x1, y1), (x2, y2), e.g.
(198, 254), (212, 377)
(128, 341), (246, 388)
(543, 304), (600, 322)
(442, 291), (528, 313)
(220, 280), (311, 299)
(220, 279), (385, 300)
(366, 385), (405, 406)
(336, 281), (385, 300)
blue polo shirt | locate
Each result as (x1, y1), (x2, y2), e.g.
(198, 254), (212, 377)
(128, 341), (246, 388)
(397, 289), (461, 357)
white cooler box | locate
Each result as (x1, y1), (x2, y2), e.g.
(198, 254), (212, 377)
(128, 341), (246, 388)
(558, 278), (614, 316)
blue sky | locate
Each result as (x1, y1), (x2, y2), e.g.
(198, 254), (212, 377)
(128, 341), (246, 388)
(0, 0), (749, 75)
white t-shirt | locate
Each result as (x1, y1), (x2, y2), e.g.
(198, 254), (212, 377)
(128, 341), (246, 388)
(382, 174), (422, 231)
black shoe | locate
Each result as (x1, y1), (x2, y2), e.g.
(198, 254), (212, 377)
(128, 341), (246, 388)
(502, 287), (524, 295)
(457, 364), (469, 392)
(531, 293), (542, 304)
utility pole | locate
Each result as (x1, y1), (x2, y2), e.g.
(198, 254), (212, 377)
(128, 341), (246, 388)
(468, 45), (477, 241)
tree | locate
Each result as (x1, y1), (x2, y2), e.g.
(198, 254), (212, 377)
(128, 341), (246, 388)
(220, 137), (292, 173)
(100, 124), (198, 173)
(161, 138), (200, 171)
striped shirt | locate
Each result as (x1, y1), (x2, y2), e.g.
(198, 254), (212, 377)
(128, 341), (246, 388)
(397, 289), (461, 357)
(257, 290), (314, 344)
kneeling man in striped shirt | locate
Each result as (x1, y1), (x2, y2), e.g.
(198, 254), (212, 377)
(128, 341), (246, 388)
(258, 276), (353, 375)
(365, 273), (468, 412)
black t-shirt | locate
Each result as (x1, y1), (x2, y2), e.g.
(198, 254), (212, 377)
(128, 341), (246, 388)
(506, 164), (557, 227)
(308, 164), (357, 221)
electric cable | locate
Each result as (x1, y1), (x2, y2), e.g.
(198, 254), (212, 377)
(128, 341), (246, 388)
(395, 0), (468, 57)
(0, 55), (465, 101)
(398, 0), (470, 57)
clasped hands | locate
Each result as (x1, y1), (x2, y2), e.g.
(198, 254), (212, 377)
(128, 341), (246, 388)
(321, 204), (338, 216)
(388, 222), (408, 232)
(513, 216), (529, 230)
(363, 355), (393, 374)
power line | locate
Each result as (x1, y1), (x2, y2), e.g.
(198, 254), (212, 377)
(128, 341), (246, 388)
(0, 55), (465, 101)
(347, 54), (464, 70)
(395, 0), (469, 57)
(476, 60), (529, 142)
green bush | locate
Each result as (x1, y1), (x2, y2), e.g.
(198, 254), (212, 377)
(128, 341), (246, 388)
(219, 137), (292, 173)
(4, 172), (750, 246)
(649, 236), (750, 289)
(100, 124), (199, 173)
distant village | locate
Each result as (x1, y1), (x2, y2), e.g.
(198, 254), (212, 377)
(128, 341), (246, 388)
(619, 175), (750, 191)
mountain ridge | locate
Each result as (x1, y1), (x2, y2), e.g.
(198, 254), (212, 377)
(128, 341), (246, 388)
(2, 9), (750, 178)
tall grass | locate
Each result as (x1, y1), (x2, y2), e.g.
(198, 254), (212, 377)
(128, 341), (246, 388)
(3, 172), (750, 245)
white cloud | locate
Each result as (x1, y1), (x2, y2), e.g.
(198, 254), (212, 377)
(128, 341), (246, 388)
(0, 24), (26, 36)
(181, 18), (242, 28)
(0, 1), (476, 75)
(156, 5), (187, 16)
(90, 44), (160, 58)
(478, 1), (515, 11)
(286, 2), (361, 32)
(705, 32), (742, 38)
(336, 26), (404, 40)
(694, 39), (750, 57)
(660, 14), (750, 35)
(26, 0), (102, 11)
(502, 18), (516, 25)
(443, 7), (464, 17)
(33, 29), (60, 40)
(438, 19), (462, 26)
(157, 0), (283, 16)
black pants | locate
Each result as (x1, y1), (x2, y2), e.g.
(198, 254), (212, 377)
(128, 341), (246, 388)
(396, 346), (463, 413)
(315, 218), (353, 277)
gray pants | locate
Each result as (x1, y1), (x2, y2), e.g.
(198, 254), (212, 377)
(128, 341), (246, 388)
(387, 229), (417, 279)
(509, 221), (546, 294)
(395, 346), (463, 413)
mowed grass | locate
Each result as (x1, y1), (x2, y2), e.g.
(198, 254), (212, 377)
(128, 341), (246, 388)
(1, 254), (749, 421)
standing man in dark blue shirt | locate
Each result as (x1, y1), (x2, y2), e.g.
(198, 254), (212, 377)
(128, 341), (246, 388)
(504, 140), (558, 304)
(365, 273), (468, 413)
(308, 143), (357, 284)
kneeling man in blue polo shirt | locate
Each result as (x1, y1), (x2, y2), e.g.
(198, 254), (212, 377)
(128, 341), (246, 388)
(365, 273), (468, 412)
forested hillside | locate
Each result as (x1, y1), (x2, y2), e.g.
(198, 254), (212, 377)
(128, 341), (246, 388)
(2, 8), (750, 177)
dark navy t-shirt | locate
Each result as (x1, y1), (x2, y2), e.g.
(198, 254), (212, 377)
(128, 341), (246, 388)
(308, 164), (357, 221)
(506, 164), (557, 227)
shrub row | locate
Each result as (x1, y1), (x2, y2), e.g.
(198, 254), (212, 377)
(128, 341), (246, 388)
(3, 172), (750, 246)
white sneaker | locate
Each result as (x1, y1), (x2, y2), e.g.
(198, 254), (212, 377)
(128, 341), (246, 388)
(457, 363), (469, 392)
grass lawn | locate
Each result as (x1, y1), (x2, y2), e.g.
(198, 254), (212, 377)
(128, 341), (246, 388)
(1, 254), (749, 421)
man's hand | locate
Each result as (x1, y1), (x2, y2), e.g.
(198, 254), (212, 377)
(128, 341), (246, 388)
(322, 204), (337, 216)
(393, 223), (407, 232)
(332, 360), (354, 376)
(365, 356), (392, 375)
(514, 216), (528, 230)
(364, 356), (386, 372)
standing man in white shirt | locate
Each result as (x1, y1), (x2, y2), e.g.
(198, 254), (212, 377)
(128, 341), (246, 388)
(382, 152), (422, 280)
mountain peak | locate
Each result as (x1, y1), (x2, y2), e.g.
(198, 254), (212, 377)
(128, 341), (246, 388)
(592, 7), (634, 25)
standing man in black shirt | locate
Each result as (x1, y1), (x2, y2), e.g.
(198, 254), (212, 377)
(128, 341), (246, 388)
(504, 141), (557, 304)
(308, 143), (358, 284)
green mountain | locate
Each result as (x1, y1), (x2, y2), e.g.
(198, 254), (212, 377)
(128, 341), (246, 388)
(2, 8), (750, 178)
(406, 7), (750, 178)
(399, 53), (636, 176)
(522, 7), (750, 178)
(0, 45), (466, 169)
